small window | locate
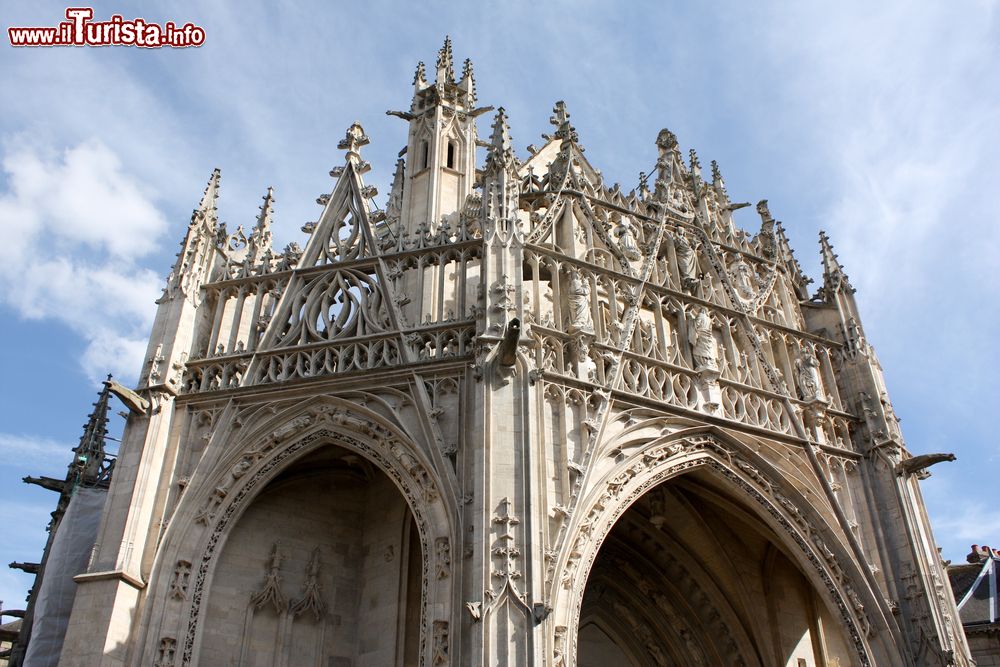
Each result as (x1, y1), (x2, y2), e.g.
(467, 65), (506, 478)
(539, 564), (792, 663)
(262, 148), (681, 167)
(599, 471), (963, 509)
(446, 141), (456, 169)
(420, 141), (429, 170)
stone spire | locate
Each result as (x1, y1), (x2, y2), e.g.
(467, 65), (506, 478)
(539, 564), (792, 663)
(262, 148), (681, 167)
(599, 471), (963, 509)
(385, 157), (405, 224)
(163, 168), (222, 302)
(484, 107), (516, 174)
(435, 35), (455, 85)
(405, 37), (478, 111)
(247, 187), (275, 265)
(818, 230), (854, 295)
(710, 160), (725, 192)
(193, 168), (221, 229)
(689, 149), (702, 180)
(23, 376), (115, 496)
(776, 221), (812, 299)
(413, 60), (428, 91)
(71, 376), (113, 487)
(256, 187), (274, 232)
(482, 108), (520, 224)
(458, 57), (476, 102)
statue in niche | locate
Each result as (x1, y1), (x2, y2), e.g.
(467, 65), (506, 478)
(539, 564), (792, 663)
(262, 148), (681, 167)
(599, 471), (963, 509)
(614, 215), (642, 261)
(567, 271), (593, 333)
(795, 347), (824, 402)
(674, 228), (700, 293)
(731, 257), (757, 300)
(689, 309), (718, 372)
(575, 338), (598, 383)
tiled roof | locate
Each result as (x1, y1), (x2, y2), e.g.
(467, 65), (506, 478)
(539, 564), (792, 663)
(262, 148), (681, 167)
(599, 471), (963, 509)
(949, 553), (998, 627)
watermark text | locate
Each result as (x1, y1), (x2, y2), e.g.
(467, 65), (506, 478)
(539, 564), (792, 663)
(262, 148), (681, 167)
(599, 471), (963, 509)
(8, 8), (205, 48)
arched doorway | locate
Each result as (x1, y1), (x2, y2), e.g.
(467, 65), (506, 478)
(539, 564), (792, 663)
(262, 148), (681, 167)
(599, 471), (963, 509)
(577, 467), (857, 667)
(200, 444), (422, 666)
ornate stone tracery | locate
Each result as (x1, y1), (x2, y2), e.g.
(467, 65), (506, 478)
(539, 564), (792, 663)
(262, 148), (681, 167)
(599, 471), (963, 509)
(52, 38), (971, 667)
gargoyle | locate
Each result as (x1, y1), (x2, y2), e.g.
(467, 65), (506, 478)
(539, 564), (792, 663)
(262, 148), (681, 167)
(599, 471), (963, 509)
(106, 378), (149, 415)
(385, 110), (415, 121)
(496, 318), (521, 367)
(896, 453), (956, 477)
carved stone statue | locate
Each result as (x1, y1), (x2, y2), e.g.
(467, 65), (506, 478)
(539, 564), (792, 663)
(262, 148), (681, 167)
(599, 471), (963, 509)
(567, 271), (593, 332)
(575, 338), (598, 383)
(690, 309), (717, 372)
(795, 348), (823, 402)
(731, 257), (756, 300)
(615, 215), (642, 261)
(674, 228), (700, 293)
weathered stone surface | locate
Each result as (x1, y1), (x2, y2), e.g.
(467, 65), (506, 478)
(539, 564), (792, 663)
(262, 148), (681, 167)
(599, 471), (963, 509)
(55, 39), (971, 667)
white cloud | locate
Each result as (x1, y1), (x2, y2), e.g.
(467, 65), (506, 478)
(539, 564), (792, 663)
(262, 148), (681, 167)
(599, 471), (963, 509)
(0, 433), (67, 470)
(758, 3), (1000, 307)
(0, 140), (166, 381)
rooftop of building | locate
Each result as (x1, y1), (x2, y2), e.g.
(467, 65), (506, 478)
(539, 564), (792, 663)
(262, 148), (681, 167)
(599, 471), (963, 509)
(949, 545), (999, 629)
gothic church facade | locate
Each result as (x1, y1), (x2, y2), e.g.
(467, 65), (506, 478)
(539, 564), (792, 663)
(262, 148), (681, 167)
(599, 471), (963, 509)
(54, 40), (971, 666)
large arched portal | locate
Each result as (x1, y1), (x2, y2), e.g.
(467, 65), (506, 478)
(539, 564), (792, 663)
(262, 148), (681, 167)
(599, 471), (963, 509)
(199, 444), (422, 666)
(577, 468), (858, 667)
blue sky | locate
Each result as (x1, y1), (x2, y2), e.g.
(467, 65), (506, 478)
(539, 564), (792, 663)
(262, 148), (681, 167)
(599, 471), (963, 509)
(1, 1), (998, 610)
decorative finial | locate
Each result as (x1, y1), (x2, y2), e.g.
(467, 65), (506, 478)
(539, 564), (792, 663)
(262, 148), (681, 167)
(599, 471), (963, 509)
(436, 36), (455, 84)
(459, 57), (476, 101)
(818, 230), (853, 295)
(338, 121), (370, 163)
(548, 101), (578, 143)
(710, 160), (725, 189)
(638, 171), (651, 199)
(193, 168), (221, 226)
(256, 187), (275, 232)
(485, 107), (516, 172)
(413, 61), (428, 89)
(689, 149), (701, 177)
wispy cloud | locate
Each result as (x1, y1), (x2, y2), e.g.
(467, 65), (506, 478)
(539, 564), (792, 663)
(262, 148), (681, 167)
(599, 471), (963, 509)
(0, 433), (71, 471)
(0, 140), (165, 381)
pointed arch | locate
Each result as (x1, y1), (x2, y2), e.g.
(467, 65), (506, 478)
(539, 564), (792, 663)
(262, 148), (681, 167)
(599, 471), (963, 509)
(551, 425), (889, 667)
(136, 396), (456, 667)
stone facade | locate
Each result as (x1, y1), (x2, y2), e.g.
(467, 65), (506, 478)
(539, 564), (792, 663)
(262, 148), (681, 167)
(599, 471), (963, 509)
(54, 39), (972, 666)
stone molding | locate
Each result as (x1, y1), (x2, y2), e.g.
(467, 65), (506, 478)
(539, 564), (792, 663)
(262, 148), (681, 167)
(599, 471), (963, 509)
(552, 427), (879, 667)
(135, 398), (454, 667)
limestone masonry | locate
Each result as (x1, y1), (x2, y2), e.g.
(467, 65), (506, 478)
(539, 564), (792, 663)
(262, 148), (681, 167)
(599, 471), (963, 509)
(30, 39), (975, 665)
